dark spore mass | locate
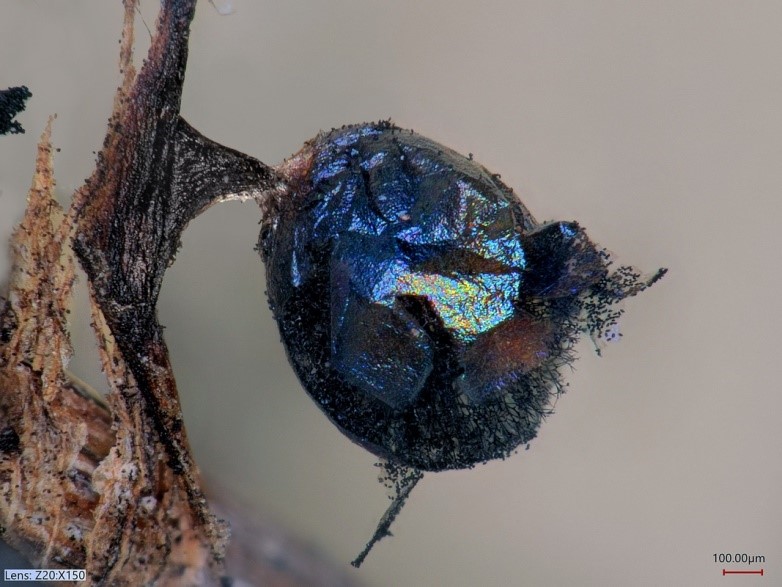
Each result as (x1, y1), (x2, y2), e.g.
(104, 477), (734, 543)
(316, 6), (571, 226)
(262, 121), (664, 472)
(0, 86), (32, 136)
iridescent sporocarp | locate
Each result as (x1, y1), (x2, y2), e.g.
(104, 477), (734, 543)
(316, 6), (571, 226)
(261, 121), (665, 473)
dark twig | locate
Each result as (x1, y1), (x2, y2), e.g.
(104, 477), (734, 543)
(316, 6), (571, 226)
(351, 468), (423, 568)
(72, 0), (281, 562)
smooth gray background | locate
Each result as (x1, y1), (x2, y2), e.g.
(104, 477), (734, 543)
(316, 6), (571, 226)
(2, 2), (780, 585)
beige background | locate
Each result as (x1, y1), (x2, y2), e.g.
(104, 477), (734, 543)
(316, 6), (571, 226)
(2, 2), (781, 585)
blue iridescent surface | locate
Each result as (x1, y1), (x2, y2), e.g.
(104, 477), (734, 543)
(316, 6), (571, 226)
(263, 122), (631, 471)
(310, 125), (534, 407)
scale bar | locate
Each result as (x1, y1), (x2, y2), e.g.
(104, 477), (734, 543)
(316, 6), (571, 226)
(723, 569), (764, 576)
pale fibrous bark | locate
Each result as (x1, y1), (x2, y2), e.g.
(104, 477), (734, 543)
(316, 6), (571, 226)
(0, 1), (355, 585)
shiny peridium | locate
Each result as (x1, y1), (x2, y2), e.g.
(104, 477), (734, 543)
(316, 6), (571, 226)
(262, 121), (663, 471)
(260, 121), (665, 563)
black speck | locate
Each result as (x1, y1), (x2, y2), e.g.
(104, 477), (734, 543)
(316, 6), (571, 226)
(0, 427), (20, 454)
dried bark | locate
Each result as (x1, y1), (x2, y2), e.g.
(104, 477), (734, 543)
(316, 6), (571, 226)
(0, 1), (356, 585)
(0, 120), (116, 578)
